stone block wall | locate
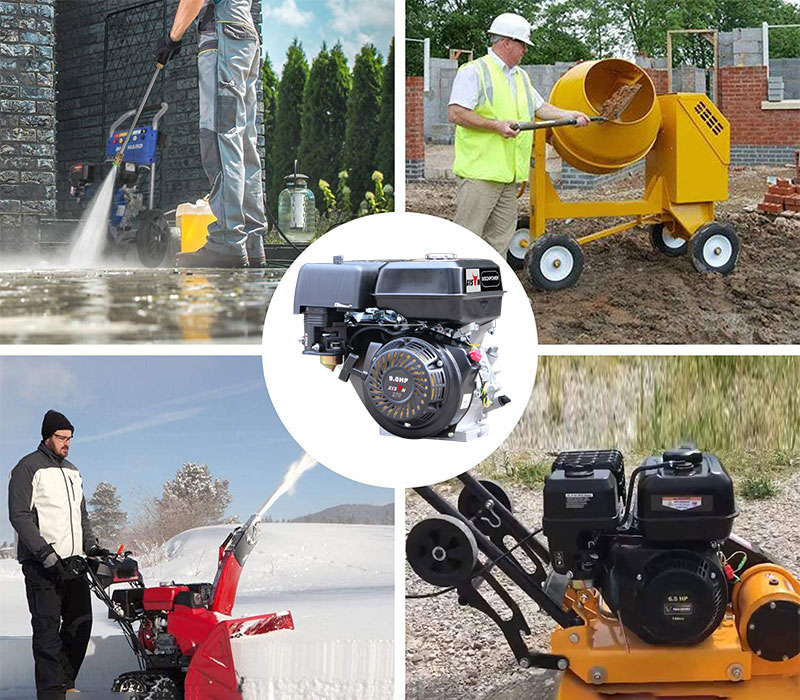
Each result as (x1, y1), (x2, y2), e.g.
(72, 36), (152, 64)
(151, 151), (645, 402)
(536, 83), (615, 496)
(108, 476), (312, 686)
(0, 0), (56, 248)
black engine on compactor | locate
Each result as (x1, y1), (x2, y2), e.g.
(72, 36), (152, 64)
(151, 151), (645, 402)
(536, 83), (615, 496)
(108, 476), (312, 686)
(543, 448), (737, 646)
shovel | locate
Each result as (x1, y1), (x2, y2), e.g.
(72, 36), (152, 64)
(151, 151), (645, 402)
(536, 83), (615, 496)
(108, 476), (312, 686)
(513, 83), (642, 131)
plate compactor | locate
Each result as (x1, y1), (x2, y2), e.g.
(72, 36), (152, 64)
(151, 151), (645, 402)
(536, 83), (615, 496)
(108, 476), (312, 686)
(294, 255), (509, 441)
(407, 448), (800, 699)
(508, 58), (740, 290)
(81, 514), (293, 699)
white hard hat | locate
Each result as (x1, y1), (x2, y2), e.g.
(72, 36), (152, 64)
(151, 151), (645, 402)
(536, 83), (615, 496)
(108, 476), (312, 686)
(488, 13), (533, 46)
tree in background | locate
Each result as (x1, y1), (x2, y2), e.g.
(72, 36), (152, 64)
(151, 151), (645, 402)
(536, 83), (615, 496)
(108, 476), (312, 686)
(88, 481), (127, 543)
(128, 463), (232, 552)
(270, 39), (309, 212)
(299, 42), (352, 208)
(261, 52), (279, 203)
(375, 38), (394, 184)
(343, 44), (383, 210)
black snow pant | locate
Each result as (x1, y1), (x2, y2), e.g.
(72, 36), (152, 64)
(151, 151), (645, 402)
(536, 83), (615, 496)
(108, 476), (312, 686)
(22, 560), (92, 700)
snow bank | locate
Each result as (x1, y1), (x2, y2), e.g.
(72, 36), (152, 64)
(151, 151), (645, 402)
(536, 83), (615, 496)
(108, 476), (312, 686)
(0, 523), (393, 699)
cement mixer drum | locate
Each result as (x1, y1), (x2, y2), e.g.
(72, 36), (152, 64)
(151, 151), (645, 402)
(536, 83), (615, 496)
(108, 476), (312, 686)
(549, 59), (661, 174)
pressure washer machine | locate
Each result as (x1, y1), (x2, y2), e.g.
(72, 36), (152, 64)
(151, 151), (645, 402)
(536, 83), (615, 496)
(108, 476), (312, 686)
(68, 102), (179, 267)
(294, 255), (510, 440)
(407, 448), (800, 699)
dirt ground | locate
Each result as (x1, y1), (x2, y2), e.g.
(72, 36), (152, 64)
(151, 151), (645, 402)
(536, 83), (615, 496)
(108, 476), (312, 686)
(407, 159), (800, 344)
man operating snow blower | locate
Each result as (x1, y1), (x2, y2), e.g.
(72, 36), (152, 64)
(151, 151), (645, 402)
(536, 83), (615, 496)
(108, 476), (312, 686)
(156, 0), (267, 268)
(8, 411), (109, 700)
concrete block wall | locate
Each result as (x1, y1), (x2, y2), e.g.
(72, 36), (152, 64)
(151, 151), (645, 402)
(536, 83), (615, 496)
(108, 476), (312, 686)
(0, 0), (56, 248)
(770, 58), (800, 99)
(424, 57), (457, 144)
(54, 0), (263, 220)
(406, 77), (424, 180)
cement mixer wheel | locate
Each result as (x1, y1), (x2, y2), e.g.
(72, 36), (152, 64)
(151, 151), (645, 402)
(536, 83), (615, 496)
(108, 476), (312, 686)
(690, 222), (739, 275)
(525, 233), (584, 291)
(650, 223), (688, 257)
(507, 216), (531, 271)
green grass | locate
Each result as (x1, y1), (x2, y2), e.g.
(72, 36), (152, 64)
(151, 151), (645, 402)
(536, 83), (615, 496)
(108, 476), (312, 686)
(740, 471), (777, 500)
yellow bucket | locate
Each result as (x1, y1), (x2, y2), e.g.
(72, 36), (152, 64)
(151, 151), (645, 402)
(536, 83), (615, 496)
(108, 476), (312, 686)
(176, 199), (215, 253)
(548, 59), (662, 175)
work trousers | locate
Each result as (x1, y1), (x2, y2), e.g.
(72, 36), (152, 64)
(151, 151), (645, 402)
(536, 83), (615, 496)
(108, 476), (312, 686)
(454, 177), (519, 255)
(22, 561), (92, 700)
(198, 23), (266, 259)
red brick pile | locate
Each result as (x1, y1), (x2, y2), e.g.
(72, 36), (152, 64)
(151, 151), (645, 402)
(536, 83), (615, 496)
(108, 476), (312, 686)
(757, 178), (800, 214)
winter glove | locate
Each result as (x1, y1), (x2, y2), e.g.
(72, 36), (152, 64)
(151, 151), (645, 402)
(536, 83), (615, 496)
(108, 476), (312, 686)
(86, 545), (111, 558)
(36, 544), (64, 581)
(154, 31), (182, 66)
(60, 556), (87, 580)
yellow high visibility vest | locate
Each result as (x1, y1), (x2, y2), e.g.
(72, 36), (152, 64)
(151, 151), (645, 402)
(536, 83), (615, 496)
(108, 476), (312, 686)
(453, 55), (537, 183)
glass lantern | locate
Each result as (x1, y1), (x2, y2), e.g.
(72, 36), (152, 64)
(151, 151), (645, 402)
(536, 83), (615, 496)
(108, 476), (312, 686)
(277, 161), (316, 243)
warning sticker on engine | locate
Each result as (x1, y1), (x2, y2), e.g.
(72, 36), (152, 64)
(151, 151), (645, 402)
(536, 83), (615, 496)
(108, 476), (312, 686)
(465, 269), (481, 293)
(565, 492), (593, 509)
(661, 496), (702, 511)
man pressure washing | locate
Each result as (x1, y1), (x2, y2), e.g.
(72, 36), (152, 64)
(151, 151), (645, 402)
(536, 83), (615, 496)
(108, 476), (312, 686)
(8, 411), (108, 700)
(449, 13), (590, 255)
(156, 0), (266, 268)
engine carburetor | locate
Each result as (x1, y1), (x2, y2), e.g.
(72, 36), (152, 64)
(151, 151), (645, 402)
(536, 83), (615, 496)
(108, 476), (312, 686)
(293, 255), (509, 440)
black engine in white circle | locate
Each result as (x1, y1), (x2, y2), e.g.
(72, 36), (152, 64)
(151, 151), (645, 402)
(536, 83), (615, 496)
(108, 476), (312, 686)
(293, 255), (509, 440)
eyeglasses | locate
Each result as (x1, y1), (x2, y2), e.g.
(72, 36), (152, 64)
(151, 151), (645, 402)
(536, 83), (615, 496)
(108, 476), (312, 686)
(53, 434), (74, 443)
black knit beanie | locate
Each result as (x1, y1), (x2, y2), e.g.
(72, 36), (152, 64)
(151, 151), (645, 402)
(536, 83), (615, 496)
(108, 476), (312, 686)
(41, 410), (75, 440)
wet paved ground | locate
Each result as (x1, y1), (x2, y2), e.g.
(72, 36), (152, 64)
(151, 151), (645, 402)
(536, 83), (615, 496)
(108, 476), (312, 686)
(0, 266), (284, 343)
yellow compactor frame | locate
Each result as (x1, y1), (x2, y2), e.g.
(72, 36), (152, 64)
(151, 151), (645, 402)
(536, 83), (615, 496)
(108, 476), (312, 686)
(550, 564), (800, 699)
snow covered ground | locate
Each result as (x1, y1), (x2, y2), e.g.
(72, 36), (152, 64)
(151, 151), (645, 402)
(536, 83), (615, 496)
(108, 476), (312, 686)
(0, 523), (394, 699)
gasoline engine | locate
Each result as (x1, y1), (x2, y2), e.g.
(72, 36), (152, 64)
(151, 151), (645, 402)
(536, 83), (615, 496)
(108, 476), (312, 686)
(294, 255), (509, 440)
(407, 449), (800, 698)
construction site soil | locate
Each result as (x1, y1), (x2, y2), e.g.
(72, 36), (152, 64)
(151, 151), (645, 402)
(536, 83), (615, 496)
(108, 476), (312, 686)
(407, 165), (800, 344)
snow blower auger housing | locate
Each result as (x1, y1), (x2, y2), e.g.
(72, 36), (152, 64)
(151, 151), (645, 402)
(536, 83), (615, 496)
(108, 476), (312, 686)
(84, 514), (293, 700)
(294, 255), (510, 440)
(406, 449), (800, 699)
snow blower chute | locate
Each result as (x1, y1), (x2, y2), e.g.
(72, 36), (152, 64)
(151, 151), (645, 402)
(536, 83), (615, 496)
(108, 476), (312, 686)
(83, 514), (293, 700)
(407, 449), (800, 699)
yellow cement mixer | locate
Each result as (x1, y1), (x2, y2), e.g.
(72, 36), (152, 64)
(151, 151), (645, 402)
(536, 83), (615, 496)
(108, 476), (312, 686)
(508, 58), (739, 290)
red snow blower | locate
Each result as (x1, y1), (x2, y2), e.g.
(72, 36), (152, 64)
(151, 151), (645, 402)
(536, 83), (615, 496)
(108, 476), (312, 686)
(83, 514), (293, 699)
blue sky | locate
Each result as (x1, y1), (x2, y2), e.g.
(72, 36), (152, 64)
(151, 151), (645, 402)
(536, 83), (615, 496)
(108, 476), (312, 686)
(0, 356), (392, 545)
(261, 0), (394, 75)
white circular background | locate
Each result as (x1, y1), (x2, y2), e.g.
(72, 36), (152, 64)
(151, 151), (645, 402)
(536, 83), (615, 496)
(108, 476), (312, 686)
(262, 212), (538, 488)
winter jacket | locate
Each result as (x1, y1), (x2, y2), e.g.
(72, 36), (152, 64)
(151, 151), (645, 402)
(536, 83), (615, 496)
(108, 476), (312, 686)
(8, 442), (95, 563)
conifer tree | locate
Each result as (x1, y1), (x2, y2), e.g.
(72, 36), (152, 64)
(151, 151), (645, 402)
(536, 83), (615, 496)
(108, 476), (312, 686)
(375, 38), (394, 184)
(261, 52), (279, 203)
(343, 44), (383, 211)
(270, 39), (309, 212)
(88, 481), (127, 543)
(299, 42), (352, 208)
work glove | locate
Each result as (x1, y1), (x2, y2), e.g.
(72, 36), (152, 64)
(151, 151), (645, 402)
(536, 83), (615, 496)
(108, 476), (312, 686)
(36, 544), (64, 582)
(154, 31), (182, 66)
(86, 544), (111, 558)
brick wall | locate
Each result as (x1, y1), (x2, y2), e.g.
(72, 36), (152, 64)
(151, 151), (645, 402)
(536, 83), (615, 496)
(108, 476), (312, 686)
(0, 0), (56, 248)
(406, 76), (424, 180)
(643, 68), (668, 95)
(719, 65), (800, 147)
(54, 0), (263, 220)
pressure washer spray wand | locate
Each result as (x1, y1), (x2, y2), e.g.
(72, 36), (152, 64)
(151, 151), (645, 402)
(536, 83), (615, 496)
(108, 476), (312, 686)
(111, 63), (164, 168)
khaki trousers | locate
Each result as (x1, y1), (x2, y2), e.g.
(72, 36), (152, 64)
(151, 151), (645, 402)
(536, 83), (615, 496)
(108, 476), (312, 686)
(454, 178), (519, 255)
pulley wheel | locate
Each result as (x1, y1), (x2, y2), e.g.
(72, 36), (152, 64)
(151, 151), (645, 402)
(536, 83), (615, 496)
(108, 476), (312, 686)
(690, 222), (739, 275)
(457, 479), (513, 536)
(525, 233), (584, 291)
(406, 515), (478, 587)
(136, 209), (174, 268)
(507, 216), (531, 271)
(650, 222), (688, 256)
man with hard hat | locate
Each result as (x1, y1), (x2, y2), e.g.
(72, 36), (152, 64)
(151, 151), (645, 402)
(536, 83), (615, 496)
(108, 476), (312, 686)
(449, 13), (589, 254)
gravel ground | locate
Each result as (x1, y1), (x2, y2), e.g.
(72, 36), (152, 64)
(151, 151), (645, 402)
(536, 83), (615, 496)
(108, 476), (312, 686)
(405, 468), (800, 700)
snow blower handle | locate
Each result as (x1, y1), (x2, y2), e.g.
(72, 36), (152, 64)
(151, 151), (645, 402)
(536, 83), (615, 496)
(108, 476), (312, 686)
(513, 116), (607, 131)
(112, 64), (163, 167)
